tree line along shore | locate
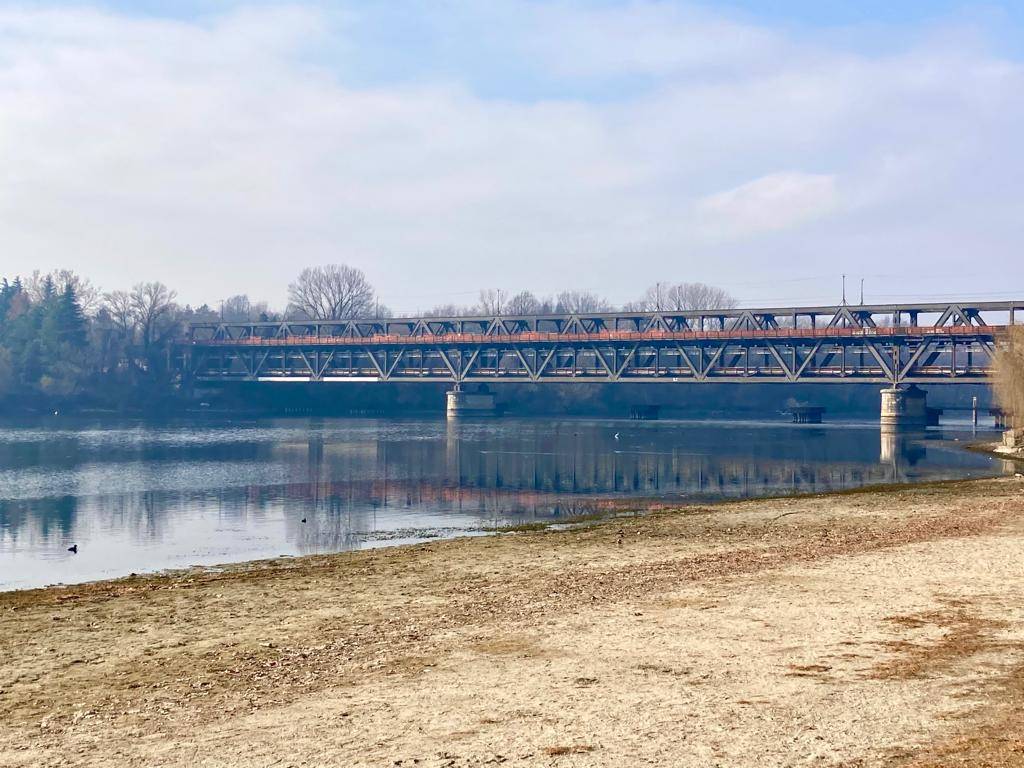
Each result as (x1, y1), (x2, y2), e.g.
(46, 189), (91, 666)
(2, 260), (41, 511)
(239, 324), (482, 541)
(3, 265), (1022, 435)
(0, 264), (735, 414)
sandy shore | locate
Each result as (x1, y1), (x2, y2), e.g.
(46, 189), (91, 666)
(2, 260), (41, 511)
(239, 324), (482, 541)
(2, 478), (1024, 767)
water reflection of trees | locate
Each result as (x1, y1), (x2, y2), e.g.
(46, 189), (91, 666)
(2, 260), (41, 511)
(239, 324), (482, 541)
(259, 427), (957, 554)
(290, 429), (935, 502)
(1, 422), (989, 558)
(0, 495), (78, 542)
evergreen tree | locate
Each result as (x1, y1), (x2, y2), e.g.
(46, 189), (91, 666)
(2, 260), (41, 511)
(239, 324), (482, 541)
(0, 277), (21, 322)
(0, 270), (191, 411)
(41, 274), (56, 303)
(41, 284), (88, 350)
(58, 284), (88, 348)
(18, 339), (43, 387)
(0, 278), (10, 321)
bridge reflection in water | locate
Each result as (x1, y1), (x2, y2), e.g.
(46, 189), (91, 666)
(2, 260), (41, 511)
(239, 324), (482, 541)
(259, 420), (995, 554)
(0, 418), (1008, 589)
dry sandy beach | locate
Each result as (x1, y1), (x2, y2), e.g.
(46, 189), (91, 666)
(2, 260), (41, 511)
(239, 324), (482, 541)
(2, 477), (1024, 767)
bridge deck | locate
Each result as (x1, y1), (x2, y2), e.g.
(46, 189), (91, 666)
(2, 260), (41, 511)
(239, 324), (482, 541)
(185, 299), (1023, 344)
(175, 301), (1020, 386)
(186, 323), (1001, 348)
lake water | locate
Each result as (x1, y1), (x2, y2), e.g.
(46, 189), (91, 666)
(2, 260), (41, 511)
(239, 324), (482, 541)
(0, 416), (1009, 590)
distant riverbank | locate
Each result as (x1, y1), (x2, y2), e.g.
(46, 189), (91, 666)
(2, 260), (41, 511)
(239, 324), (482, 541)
(2, 477), (1023, 767)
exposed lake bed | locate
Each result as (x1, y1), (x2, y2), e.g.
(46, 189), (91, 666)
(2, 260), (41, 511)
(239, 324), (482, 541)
(2, 476), (1022, 767)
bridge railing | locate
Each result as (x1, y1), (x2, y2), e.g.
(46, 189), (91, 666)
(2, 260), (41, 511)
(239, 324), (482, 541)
(181, 300), (1023, 344)
(184, 323), (1005, 347)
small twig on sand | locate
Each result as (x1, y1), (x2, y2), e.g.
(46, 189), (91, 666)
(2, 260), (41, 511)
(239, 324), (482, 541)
(766, 511), (805, 527)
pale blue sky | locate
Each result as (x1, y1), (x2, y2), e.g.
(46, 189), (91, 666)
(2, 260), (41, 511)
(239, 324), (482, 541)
(14, 2), (1024, 93)
(2, 2), (1023, 311)
(17, 0), (1024, 27)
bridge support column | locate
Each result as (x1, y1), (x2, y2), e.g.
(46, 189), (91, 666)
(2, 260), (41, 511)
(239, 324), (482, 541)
(446, 387), (497, 418)
(880, 385), (928, 428)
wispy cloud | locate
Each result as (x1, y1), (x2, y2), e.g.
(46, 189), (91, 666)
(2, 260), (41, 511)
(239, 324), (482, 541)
(0, 3), (1022, 309)
(696, 172), (838, 239)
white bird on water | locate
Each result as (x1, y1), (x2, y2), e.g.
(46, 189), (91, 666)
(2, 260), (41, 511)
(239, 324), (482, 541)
(613, 432), (620, 440)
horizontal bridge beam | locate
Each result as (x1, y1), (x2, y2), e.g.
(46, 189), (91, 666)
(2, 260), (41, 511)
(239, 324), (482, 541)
(194, 375), (993, 385)
(180, 334), (998, 386)
(184, 324), (1007, 349)
(185, 299), (1024, 343)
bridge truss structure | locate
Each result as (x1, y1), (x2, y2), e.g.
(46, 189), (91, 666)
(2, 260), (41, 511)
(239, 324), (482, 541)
(178, 301), (1023, 386)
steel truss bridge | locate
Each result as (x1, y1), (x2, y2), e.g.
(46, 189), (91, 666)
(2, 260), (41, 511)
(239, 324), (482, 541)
(178, 301), (1023, 386)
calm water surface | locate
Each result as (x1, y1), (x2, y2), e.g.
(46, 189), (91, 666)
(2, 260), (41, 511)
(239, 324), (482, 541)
(0, 416), (1008, 590)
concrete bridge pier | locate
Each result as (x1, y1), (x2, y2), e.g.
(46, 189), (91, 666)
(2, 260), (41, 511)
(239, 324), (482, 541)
(446, 384), (497, 418)
(880, 385), (928, 428)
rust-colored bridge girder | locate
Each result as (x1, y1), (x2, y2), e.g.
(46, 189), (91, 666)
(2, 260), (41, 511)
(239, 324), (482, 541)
(175, 300), (1022, 386)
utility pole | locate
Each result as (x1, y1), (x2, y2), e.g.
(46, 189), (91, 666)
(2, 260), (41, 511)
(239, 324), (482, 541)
(859, 278), (864, 305)
(841, 275), (847, 306)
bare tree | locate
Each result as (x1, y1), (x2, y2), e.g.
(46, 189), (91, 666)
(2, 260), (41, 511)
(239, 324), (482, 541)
(130, 282), (178, 348)
(994, 325), (1024, 430)
(631, 283), (669, 312)
(287, 264), (375, 320)
(621, 300), (648, 312)
(54, 270), (100, 315)
(103, 290), (136, 340)
(505, 290), (542, 315)
(181, 303), (221, 323)
(26, 269), (100, 314)
(630, 282), (737, 312)
(668, 282), (737, 311)
(555, 290), (613, 314)
(476, 289), (504, 315)
(422, 303), (472, 317)
(220, 294), (253, 322)
(24, 270), (49, 303)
